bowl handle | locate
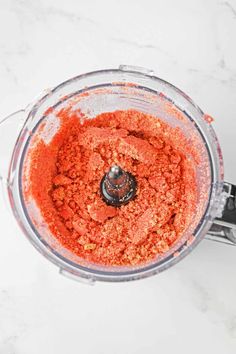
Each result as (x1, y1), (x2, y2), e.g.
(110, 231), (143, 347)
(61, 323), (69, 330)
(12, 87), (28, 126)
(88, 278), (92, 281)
(0, 110), (26, 209)
(207, 182), (236, 245)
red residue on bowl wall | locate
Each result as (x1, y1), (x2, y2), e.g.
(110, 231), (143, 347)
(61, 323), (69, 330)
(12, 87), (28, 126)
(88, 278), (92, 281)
(203, 114), (214, 124)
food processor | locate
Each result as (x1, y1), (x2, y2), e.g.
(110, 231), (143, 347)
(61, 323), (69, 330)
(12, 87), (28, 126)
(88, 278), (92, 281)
(0, 65), (236, 283)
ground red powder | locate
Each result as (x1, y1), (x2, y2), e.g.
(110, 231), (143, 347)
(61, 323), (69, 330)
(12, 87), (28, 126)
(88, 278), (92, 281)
(27, 109), (197, 266)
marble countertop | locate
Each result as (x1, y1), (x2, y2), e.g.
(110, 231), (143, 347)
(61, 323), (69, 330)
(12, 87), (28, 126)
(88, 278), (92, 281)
(1, 0), (236, 353)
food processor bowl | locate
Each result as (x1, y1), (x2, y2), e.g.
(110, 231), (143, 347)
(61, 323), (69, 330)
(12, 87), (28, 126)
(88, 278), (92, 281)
(0, 65), (235, 283)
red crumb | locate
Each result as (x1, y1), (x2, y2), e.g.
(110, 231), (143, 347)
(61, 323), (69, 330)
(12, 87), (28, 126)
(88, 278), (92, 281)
(117, 136), (157, 164)
(26, 109), (197, 266)
(203, 114), (214, 124)
(87, 200), (117, 223)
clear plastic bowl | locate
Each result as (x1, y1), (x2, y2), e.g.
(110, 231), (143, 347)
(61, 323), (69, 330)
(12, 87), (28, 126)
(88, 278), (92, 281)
(1, 65), (233, 283)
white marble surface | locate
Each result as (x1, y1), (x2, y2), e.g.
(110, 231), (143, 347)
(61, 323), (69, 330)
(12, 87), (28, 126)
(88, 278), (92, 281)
(1, 0), (236, 353)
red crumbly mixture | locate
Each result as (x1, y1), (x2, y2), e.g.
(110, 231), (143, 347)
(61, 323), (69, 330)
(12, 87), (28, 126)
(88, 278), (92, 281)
(27, 109), (197, 266)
